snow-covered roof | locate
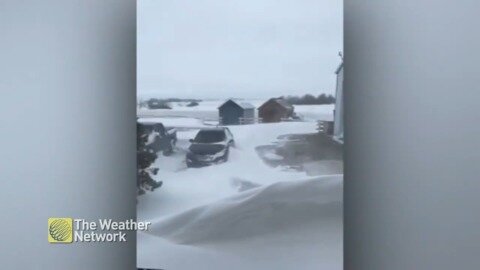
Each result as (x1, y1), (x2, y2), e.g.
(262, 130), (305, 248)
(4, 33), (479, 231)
(258, 98), (293, 110)
(199, 127), (227, 131)
(274, 99), (293, 109)
(218, 99), (255, 110)
(238, 102), (255, 109)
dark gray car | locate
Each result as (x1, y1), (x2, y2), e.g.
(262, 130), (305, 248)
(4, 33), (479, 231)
(138, 121), (177, 156)
(186, 127), (235, 167)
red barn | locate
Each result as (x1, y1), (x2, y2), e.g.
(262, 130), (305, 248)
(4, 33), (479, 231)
(258, 98), (294, 123)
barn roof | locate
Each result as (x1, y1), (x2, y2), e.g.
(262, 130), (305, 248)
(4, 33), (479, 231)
(258, 98), (293, 110)
(275, 99), (293, 109)
(218, 99), (255, 110)
(238, 102), (255, 109)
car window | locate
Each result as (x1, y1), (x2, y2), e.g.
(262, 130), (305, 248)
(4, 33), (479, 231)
(225, 128), (233, 139)
(194, 130), (226, 143)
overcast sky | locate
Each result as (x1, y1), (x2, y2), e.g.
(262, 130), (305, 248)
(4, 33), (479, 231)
(137, 0), (342, 99)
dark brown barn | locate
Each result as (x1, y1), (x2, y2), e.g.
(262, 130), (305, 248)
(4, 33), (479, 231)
(258, 98), (294, 123)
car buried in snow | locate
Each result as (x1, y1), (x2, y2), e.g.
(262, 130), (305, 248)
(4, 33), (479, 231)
(186, 127), (235, 167)
(137, 121), (177, 156)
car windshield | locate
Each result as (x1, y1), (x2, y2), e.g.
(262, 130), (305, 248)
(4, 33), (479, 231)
(194, 130), (226, 143)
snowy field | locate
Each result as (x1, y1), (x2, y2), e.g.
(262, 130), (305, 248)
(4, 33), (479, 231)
(137, 100), (342, 270)
(137, 100), (334, 122)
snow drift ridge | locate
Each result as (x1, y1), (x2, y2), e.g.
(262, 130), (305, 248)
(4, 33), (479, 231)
(146, 175), (343, 245)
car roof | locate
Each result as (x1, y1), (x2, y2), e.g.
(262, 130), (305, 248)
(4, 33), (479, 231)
(198, 127), (226, 132)
(198, 127), (228, 132)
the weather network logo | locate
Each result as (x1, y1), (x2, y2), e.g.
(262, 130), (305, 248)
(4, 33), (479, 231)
(48, 218), (73, 244)
(48, 217), (150, 244)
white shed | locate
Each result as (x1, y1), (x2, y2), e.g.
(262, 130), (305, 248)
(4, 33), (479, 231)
(333, 61), (344, 143)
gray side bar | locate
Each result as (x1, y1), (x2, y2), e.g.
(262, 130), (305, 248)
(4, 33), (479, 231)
(345, 1), (480, 269)
(0, 1), (136, 269)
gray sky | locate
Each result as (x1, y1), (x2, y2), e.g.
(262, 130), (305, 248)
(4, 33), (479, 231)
(138, 0), (342, 99)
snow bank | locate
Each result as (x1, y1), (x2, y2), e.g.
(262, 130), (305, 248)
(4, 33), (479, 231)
(138, 175), (342, 270)
(147, 176), (342, 245)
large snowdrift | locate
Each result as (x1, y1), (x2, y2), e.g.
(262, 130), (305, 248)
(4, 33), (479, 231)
(147, 176), (342, 244)
(138, 175), (342, 270)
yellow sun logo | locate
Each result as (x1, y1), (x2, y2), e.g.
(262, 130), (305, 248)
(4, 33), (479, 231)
(48, 218), (73, 243)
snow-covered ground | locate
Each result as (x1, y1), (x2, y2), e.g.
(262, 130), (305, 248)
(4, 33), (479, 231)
(137, 100), (342, 270)
(294, 104), (334, 121)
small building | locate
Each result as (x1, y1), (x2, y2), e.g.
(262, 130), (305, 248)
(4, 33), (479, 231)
(258, 98), (294, 123)
(218, 99), (255, 125)
(333, 61), (344, 143)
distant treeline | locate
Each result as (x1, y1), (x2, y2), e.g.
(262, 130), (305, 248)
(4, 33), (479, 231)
(138, 98), (202, 109)
(281, 94), (335, 105)
(162, 98), (202, 103)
